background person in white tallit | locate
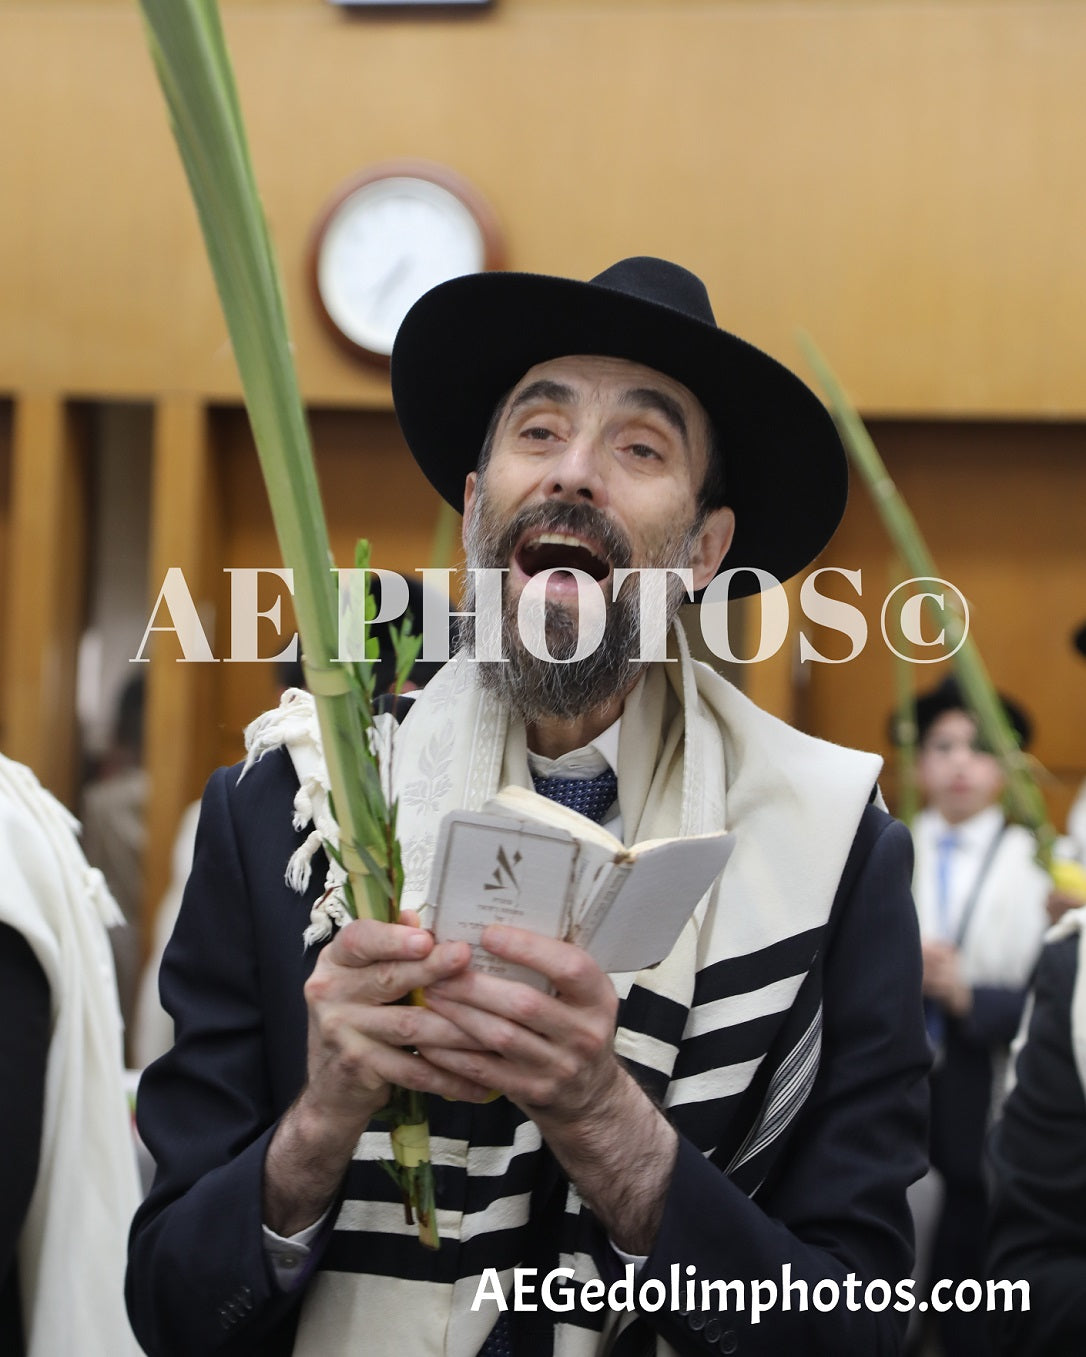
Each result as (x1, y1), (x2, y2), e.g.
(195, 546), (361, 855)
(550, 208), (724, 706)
(900, 677), (1049, 1357)
(127, 257), (930, 1356)
(986, 908), (1086, 1355)
(0, 754), (141, 1357)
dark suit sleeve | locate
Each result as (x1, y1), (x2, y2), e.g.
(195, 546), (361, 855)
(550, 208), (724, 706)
(0, 924), (50, 1279)
(634, 814), (931, 1357)
(126, 754), (320, 1357)
(960, 985), (1029, 1049)
(986, 933), (1086, 1356)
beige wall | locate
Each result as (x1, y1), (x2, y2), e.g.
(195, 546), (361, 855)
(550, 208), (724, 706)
(2, 0), (1085, 936)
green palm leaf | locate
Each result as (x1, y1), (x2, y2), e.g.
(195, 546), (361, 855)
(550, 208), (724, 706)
(140, 0), (437, 1247)
(799, 333), (1057, 869)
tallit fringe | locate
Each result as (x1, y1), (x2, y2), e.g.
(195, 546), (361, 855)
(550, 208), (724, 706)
(243, 687), (352, 948)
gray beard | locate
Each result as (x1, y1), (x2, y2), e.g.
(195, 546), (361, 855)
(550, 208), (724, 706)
(460, 493), (699, 724)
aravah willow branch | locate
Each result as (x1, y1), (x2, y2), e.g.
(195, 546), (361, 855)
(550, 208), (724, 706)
(798, 333), (1057, 871)
(139, 0), (438, 1247)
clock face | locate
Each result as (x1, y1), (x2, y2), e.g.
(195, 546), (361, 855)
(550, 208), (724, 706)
(311, 167), (502, 362)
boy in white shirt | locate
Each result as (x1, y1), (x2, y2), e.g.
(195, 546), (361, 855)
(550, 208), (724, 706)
(906, 676), (1049, 1357)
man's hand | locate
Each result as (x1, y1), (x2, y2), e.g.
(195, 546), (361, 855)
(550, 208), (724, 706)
(300, 913), (493, 1121)
(263, 914), (493, 1238)
(419, 925), (678, 1254)
(421, 924), (621, 1117)
(922, 939), (973, 1017)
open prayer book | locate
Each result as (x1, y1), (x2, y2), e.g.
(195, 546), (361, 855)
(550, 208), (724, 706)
(428, 784), (735, 989)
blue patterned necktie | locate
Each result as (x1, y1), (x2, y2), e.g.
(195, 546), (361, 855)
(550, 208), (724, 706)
(934, 830), (959, 941)
(531, 766), (618, 824)
(479, 766), (618, 1356)
(925, 830), (960, 1051)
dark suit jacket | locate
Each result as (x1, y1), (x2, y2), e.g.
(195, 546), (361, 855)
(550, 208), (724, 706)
(930, 982), (1030, 1192)
(0, 923), (51, 1357)
(987, 933), (1086, 1355)
(126, 749), (929, 1356)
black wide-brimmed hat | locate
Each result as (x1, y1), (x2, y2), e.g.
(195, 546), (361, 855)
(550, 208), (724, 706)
(891, 675), (1033, 751)
(390, 256), (847, 598)
(1073, 620), (1086, 658)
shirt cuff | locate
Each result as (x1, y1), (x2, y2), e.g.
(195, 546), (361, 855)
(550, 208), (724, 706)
(262, 1211), (330, 1291)
(610, 1242), (649, 1275)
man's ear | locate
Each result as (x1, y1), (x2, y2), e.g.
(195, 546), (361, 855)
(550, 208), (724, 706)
(461, 471), (478, 549)
(690, 506), (736, 591)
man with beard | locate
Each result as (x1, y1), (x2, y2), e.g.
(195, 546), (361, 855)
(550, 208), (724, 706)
(127, 258), (929, 1357)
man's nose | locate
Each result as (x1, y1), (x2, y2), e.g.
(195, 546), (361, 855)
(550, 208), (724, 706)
(543, 432), (608, 504)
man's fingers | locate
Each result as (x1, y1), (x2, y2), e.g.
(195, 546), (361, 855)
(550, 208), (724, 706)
(329, 917), (433, 967)
(331, 1026), (496, 1105)
(424, 990), (554, 1060)
(478, 924), (611, 1004)
(311, 918), (471, 1002)
(361, 999), (490, 1053)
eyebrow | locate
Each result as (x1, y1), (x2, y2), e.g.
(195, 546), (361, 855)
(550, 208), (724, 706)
(505, 379), (577, 419)
(619, 387), (689, 442)
(505, 379), (690, 444)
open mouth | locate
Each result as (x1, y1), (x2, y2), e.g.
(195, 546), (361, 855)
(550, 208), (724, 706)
(515, 532), (612, 583)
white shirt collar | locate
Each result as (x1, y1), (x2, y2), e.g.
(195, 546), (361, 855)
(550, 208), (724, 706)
(924, 803), (1004, 854)
(526, 715), (621, 780)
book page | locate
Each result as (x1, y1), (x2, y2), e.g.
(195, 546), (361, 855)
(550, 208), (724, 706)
(428, 812), (578, 991)
(485, 784), (622, 851)
(579, 832), (736, 972)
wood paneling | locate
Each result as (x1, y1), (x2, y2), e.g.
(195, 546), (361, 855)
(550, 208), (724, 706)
(0, 401), (11, 742)
(1, 396), (90, 805)
(2, 3), (1086, 413)
(141, 397), (222, 940)
(801, 420), (1086, 828)
(210, 404), (452, 770)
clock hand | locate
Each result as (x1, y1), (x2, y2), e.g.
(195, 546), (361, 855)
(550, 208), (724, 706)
(373, 255), (411, 313)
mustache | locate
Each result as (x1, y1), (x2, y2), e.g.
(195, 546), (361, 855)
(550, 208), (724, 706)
(472, 498), (634, 575)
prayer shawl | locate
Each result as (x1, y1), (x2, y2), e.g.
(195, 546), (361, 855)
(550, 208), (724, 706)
(912, 808), (1050, 992)
(245, 623), (881, 1357)
(0, 755), (141, 1357)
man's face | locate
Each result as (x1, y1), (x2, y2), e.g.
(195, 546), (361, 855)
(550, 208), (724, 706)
(459, 355), (734, 721)
(916, 709), (1006, 825)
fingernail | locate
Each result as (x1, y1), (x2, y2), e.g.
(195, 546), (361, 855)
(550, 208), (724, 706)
(408, 932), (429, 955)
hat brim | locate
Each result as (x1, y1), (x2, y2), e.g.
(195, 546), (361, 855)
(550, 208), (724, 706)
(390, 270), (847, 599)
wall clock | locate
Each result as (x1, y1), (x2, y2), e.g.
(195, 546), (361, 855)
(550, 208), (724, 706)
(308, 160), (504, 364)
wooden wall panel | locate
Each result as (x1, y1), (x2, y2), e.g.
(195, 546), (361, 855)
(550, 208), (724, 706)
(801, 420), (1086, 829)
(0, 401), (11, 742)
(2, 3), (1086, 414)
(141, 398), (223, 935)
(1, 397), (90, 805)
(210, 405), (451, 770)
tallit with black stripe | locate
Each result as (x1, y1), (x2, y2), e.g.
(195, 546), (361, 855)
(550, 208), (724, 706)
(290, 621), (882, 1357)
